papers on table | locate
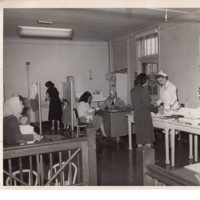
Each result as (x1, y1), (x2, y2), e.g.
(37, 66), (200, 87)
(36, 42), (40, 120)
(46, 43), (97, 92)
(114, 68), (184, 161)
(176, 107), (200, 119)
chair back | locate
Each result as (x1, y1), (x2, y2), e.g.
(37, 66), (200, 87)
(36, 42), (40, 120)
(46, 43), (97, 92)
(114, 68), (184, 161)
(73, 108), (81, 125)
(48, 162), (77, 185)
(6, 169), (38, 186)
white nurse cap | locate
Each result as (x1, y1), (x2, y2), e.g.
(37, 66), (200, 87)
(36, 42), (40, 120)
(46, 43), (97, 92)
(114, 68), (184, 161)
(157, 70), (167, 77)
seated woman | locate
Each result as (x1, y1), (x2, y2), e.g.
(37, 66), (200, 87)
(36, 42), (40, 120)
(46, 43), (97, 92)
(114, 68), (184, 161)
(77, 91), (107, 138)
(3, 96), (42, 146)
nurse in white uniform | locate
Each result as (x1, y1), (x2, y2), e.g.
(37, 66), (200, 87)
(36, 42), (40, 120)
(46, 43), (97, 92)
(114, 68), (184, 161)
(155, 71), (180, 111)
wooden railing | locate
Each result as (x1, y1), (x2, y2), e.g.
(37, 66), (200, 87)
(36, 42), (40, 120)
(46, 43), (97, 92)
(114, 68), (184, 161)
(136, 146), (200, 186)
(145, 164), (199, 186)
(3, 127), (97, 186)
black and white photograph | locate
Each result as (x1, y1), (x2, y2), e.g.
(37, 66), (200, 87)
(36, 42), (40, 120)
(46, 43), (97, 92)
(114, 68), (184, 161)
(1, 0), (200, 194)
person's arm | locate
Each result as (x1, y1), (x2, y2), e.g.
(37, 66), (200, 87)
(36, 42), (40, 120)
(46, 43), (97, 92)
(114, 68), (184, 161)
(45, 93), (50, 102)
(169, 85), (178, 108)
(100, 98), (109, 110)
(144, 90), (158, 114)
(117, 98), (126, 108)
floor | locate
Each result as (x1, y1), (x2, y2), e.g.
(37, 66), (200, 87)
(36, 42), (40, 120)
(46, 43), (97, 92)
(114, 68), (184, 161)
(96, 131), (199, 186)
(37, 123), (199, 186)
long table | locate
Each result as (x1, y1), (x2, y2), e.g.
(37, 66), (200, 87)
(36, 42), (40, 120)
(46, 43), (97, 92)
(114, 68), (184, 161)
(127, 114), (200, 166)
(127, 114), (172, 165)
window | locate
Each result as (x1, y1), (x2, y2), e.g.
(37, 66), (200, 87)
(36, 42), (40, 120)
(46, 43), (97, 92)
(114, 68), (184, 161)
(136, 31), (158, 58)
(142, 63), (158, 96)
(136, 29), (159, 98)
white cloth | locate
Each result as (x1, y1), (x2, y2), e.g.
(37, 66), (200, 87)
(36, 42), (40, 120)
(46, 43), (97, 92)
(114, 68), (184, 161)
(77, 102), (94, 122)
(158, 80), (179, 110)
(19, 125), (34, 135)
(30, 83), (38, 100)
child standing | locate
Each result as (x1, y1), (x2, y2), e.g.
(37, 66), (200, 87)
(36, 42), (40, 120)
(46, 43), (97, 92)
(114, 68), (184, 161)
(62, 99), (71, 130)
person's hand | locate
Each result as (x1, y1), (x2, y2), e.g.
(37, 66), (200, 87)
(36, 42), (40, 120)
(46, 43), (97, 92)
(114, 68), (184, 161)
(19, 116), (29, 125)
(158, 107), (164, 115)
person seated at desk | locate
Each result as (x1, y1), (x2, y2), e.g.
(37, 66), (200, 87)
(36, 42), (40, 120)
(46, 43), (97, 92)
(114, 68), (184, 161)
(3, 96), (42, 146)
(100, 90), (126, 110)
(77, 91), (107, 138)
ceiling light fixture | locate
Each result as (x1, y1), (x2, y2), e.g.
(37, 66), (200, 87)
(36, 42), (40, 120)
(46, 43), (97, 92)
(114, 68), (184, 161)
(17, 26), (73, 39)
(37, 20), (54, 25)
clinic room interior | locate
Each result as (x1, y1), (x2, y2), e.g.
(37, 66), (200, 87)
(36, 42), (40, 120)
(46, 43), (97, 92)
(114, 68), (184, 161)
(2, 7), (200, 187)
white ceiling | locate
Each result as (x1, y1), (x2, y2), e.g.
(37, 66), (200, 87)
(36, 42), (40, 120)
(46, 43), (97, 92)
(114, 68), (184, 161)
(4, 8), (200, 41)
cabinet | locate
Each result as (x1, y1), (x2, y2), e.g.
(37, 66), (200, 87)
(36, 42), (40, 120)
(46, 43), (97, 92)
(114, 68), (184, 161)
(109, 73), (128, 105)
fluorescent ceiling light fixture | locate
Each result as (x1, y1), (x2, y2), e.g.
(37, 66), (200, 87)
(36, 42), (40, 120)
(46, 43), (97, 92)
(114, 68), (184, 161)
(37, 20), (54, 25)
(17, 26), (73, 39)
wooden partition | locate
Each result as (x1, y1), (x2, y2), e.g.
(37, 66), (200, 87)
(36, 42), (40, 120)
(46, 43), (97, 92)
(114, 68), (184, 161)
(136, 146), (200, 186)
(3, 127), (97, 186)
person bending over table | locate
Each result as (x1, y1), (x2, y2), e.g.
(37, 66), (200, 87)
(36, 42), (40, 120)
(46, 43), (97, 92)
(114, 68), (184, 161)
(131, 73), (159, 148)
(45, 81), (62, 130)
(3, 96), (42, 146)
(155, 70), (180, 111)
(77, 91), (107, 138)
(100, 90), (126, 110)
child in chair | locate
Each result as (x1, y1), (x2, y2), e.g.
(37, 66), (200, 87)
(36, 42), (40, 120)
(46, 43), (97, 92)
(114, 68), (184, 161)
(62, 99), (70, 130)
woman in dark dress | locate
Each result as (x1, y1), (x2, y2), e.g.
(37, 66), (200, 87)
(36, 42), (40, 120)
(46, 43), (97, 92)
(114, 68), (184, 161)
(45, 81), (62, 130)
(130, 73), (158, 147)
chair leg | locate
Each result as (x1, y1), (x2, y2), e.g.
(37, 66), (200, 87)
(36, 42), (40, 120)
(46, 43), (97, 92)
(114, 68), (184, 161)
(77, 126), (79, 138)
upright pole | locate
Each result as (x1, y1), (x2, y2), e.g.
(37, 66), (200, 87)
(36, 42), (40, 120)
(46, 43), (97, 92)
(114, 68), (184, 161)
(26, 61), (30, 98)
(37, 82), (42, 134)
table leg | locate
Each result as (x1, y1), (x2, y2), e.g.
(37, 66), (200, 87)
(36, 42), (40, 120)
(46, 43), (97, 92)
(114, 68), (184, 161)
(128, 117), (132, 150)
(194, 135), (198, 162)
(170, 129), (175, 167)
(189, 134), (193, 159)
(165, 128), (170, 165)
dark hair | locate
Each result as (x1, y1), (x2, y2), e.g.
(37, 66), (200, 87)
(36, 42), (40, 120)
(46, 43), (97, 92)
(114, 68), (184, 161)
(18, 95), (25, 103)
(135, 73), (149, 86)
(45, 81), (54, 88)
(79, 91), (92, 103)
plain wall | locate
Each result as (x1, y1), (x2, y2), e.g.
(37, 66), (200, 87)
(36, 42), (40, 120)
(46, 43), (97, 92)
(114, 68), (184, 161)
(160, 23), (200, 108)
(3, 38), (109, 102)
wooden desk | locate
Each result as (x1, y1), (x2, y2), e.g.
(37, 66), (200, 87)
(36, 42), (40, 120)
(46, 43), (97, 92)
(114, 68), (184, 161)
(99, 110), (131, 139)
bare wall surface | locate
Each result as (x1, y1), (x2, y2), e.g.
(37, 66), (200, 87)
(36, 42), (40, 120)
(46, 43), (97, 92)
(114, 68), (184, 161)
(160, 22), (200, 108)
(3, 38), (109, 101)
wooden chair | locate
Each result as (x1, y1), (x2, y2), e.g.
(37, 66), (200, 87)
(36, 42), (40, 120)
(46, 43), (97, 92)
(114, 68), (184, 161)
(6, 169), (38, 186)
(48, 162), (77, 185)
(73, 108), (88, 137)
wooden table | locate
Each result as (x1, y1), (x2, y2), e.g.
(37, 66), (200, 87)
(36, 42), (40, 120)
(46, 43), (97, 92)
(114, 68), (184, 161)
(99, 110), (131, 140)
